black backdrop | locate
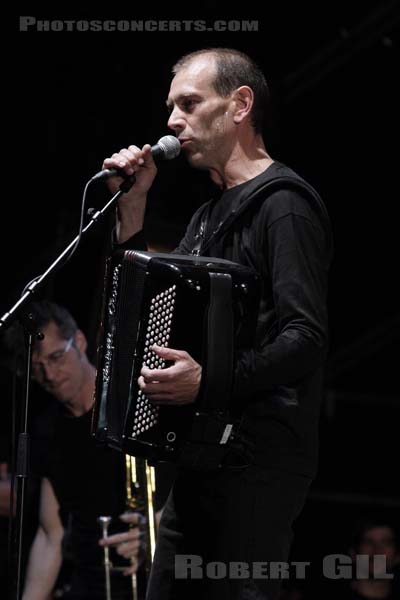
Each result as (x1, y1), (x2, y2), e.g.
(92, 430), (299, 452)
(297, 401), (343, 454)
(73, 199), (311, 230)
(3, 3), (400, 594)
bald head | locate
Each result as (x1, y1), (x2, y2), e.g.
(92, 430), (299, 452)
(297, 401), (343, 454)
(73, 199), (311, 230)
(172, 48), (270, 134)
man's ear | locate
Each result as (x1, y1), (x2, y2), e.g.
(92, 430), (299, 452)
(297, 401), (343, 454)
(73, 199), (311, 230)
(74, 329), (87, 355)
(231, 85), (254, 124)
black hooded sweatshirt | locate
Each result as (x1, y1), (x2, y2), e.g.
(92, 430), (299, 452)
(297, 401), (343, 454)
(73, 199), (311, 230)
(118, 161), (333, 477)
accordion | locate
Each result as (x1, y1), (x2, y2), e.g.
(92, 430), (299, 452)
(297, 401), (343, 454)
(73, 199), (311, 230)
(92, 250), (260, 465)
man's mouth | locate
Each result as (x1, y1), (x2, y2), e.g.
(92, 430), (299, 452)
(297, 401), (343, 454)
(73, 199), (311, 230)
(45, 379), (67, 392)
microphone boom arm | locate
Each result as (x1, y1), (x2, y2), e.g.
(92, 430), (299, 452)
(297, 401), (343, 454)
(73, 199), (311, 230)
(0, 180), (133, 331)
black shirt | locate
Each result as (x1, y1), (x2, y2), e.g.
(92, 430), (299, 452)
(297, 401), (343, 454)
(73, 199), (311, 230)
(33, 401), (175, 568)
(121, 162), (333, 477)
(36, 404), (127, 567)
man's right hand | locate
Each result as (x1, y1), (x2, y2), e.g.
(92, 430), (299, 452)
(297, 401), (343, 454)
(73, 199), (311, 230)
(102, 143), (157, 243)
(99, 511), (143, 576)
(102, 143), (157, 197)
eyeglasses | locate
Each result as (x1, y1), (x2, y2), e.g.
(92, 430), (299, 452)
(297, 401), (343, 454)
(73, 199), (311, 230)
(31, 336), (75, 379)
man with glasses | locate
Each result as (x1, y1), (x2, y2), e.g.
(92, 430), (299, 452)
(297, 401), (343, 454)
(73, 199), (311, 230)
(17, 301), (146, 599)
(30, 334), (74, 380)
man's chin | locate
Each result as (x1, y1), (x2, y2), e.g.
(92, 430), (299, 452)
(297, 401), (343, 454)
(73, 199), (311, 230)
(53, 393), (71, 405)
(185, 152), (209, 171)
(51, 384), (73, 404)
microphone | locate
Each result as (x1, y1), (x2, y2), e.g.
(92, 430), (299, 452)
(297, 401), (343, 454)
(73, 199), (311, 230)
(91, 135), (181, 181)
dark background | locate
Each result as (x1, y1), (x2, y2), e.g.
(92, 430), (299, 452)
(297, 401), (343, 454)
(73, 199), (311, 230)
(2, 3), (400, 595)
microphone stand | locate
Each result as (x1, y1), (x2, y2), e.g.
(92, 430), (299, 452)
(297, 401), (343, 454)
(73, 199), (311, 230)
(1, 175), (136, 600)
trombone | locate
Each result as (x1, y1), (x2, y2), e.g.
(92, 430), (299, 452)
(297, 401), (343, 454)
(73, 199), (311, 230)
(98, 456), (157, 600)
(126, 455), (157, 598)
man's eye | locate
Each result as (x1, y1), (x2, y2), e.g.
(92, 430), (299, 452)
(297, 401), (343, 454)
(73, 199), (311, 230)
(182, 99), (196, 111)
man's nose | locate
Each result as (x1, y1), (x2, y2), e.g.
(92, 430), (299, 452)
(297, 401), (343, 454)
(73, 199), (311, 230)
(41, 362), (58, 382)
(167, 108), (185, 134)
(373, 541), (388, 554)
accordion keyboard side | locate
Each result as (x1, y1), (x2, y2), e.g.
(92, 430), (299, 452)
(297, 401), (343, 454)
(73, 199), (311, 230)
(93, 252), (146, 446)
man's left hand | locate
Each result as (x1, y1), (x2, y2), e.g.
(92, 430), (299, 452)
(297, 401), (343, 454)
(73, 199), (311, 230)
(138, 344), (201, 405)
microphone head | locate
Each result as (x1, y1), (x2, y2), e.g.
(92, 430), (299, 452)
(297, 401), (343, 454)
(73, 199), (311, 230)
(156, 135), (181, 160)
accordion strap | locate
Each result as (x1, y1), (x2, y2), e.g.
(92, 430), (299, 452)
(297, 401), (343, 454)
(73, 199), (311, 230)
(198, 175), (329, 256)
(199, 271), (234, 412)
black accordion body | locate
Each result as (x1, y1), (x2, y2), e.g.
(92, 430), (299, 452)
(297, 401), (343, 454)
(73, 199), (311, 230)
(92, 250), (260, 466)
